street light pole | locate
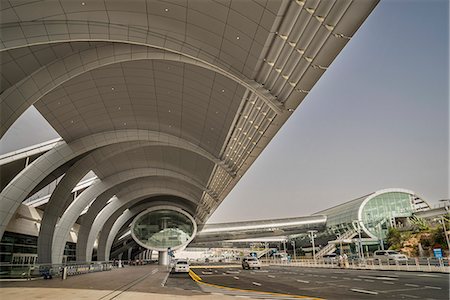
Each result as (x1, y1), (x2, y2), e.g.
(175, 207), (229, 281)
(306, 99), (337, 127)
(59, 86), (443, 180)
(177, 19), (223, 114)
(308, 230), (317, 264)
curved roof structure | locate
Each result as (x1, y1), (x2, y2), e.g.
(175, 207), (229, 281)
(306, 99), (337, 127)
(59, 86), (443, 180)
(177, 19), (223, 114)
(0, 0), (379, 263)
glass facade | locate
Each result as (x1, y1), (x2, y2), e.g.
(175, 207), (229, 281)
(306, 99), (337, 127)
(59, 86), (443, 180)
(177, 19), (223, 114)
(0, 232), (76, 264)
(361, 192), (414, 239)
(132, 209), (195, 251)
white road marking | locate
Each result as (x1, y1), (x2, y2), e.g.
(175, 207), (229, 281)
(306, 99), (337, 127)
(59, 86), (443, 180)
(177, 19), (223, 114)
(296, 279), (310, 283)
(319, 275), (326, 278)
(252, 282), (262, 286)
(358, 275), (398, 281)
(268, 275), (275, 278)
(233, 276), (239, 280)
(399, 294), (419, 299)
(226, 270), (240, 274)
(350, 288), (379, 295)
(417, 274), (441, 278)
(405, 283), (419, 287)
(343, 277), (351, 280)
(424, 286), (442, 290)
(383, 281), (394, 285)
(331, 276), (338, 279)
(353, 278), (362, 281)
(364, 279), (375, 282)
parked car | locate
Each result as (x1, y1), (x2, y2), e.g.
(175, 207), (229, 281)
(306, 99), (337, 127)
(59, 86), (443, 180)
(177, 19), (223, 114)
(242, 257), (261, 269)
(173, 259), (190, 273)
(373, 250), (408, 262)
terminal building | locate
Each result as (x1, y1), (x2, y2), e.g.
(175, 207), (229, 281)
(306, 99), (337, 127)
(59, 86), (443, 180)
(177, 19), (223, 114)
(0, 0), (383, 270)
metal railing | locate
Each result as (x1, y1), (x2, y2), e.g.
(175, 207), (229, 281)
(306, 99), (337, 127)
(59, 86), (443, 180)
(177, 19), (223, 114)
(261, 257), (450, 273)
(0, 261), (112, 280)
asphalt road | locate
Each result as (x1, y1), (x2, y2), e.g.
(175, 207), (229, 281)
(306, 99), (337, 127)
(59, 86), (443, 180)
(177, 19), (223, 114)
(166, 265), (449, 300)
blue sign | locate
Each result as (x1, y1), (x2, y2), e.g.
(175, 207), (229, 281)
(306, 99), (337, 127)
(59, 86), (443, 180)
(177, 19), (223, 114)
(433, 248), (443, 258)
(250, 252), (257, 257)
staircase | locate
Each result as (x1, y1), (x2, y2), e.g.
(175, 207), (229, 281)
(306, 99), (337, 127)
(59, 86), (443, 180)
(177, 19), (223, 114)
(257, 248), (275, 259)
(316, 229), (357, 258)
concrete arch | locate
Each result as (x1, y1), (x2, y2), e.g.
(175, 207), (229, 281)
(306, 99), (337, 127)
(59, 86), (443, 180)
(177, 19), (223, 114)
(0, 21), (284, 137)
(37, 140), (213, 263)
(75, 174), (208, 262)
(38, 141), (155, 263)
(79, 189), (196, 262)
(0, 129), (229, 240)
(99, 197), (194, 261)
(51, 169), (202, 263)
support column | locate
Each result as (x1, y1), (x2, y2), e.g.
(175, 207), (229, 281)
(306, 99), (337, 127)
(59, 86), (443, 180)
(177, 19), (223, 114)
(158, 251), (169, 265)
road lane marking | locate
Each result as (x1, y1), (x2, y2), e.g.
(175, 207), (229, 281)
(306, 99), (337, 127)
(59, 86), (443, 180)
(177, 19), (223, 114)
(233, 276), (239, 280)
(424, 286), (441, 290)
(252, 282), (262, 286)
(353, 278), (362, 281)
(202, 271), (213, 275)
(350, 288), (379, 295)
(331, 276), (338, 279)
(343, 277), (351, 280)
(296, 279), (310, 283)
(383, 281), (394, 284)
(268, 275), (276, 278)
(364, 279), (374, 282)
(417, 274), (441, 278)
(226, 270), (240, 274)
(405, 284), (419, 287)
(358, 275), (398, 281)
(399, 294), (419, 298)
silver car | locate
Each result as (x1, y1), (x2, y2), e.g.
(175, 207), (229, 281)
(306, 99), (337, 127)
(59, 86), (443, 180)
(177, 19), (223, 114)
(373, 250), (408, 262)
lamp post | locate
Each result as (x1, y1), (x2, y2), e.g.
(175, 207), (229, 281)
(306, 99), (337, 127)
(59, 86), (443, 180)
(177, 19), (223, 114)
(308, 230), (317, 264)
(438, 200), (450, 256)
(352, 220), (365, 261)
(291, 240), (296, 260)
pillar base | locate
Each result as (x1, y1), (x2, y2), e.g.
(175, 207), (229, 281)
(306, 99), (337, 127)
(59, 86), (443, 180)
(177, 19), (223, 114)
(158, 251), (169, 265)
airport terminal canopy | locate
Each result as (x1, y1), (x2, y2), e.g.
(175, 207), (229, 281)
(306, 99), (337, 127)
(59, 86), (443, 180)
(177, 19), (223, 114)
(0, 0), (379, 263)
(314, 188), (430, 239)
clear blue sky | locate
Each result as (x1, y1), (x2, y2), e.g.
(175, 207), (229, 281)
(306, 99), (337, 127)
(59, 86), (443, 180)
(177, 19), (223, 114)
(208, 0), (449, 222)
(1, 0), (448, 224)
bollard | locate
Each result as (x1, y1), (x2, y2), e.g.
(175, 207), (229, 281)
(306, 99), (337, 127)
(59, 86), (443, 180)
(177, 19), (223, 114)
(62, 267), (67, 280)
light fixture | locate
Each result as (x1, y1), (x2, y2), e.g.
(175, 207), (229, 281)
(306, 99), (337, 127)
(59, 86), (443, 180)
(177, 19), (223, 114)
(289, 81), (297, 87)
(325, 24), (335, 31)
(221, 89), (225, 93)
(81, 2), (85, 5)
(279, 34), (288, 40)
(282, 74), (289, 80)
(306, 8), (315, 14)
(111, 87), (115, 90)
(164, 8), (169, 12)
(118, 106), (121, 110)
(123, 122), (127, 125)
(267, 61), (275, 66)
(288, 41), (296, 47)
(275, 68), (282, 73)
(236, 36), (240, 40)
(288, 108), (294, 112)
(304, 56), (313, 63)
(296, 48), (305, 55)
(315, 16), (325, 23)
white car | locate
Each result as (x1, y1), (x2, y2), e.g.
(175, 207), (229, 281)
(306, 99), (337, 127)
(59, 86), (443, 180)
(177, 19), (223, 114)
(173, 259), (190, 273)
(242, 257), (261, 270)
(373, 250), (408, 262)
